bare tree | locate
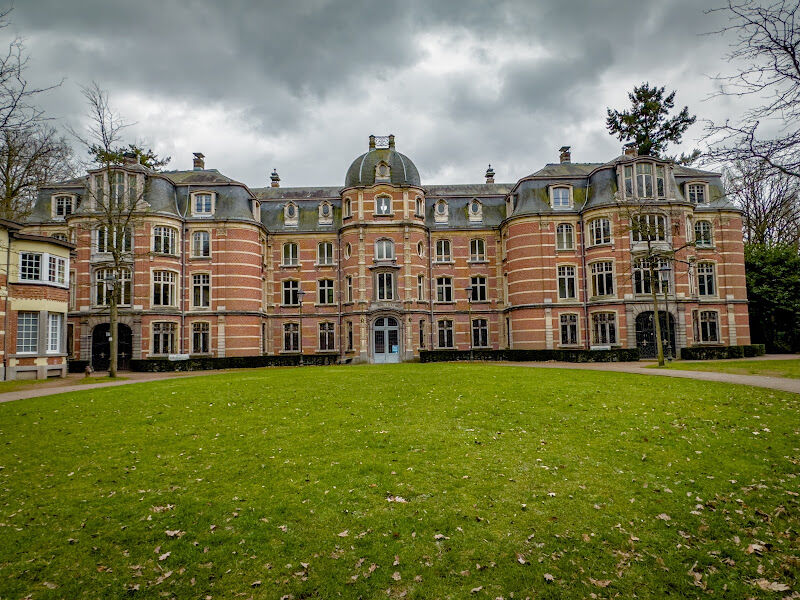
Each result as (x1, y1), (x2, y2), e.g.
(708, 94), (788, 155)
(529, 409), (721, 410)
(724, 158), (800, 245)
(705, 0), (800, 179)
(73, 83), (167, 377)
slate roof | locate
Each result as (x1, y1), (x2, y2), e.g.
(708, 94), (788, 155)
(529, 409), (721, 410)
(344, 147), (421, 188)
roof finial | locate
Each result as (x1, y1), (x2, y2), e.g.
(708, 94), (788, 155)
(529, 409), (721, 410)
(368, 135), (376, 150)
(485, 164), (495, 184)
(270, 168), (280, 188)
(388, 134), (395, 148)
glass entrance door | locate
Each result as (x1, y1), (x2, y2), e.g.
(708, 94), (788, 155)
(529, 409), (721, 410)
(373, 317), (400, 363)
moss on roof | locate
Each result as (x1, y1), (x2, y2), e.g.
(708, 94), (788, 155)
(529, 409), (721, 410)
(161, 169), (237, 185)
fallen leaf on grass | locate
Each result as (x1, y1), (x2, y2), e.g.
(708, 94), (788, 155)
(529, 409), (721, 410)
(434, 534), (449, 540)
(746, 543), (765, 555)
(387, 495), (407, 503)
(158, 552), (170, 561)
(589, 578), (611, 588)
(338, 530), (349, 537)
(470, 586), (483, 593)
(251, 580), (262, 587)
(165, 530), (184, 538)
(392, 571), (401, 581)
(753, 579), (790, 592)
(656, 513), (671, 521)
(516, 553), (528, 565)
(544, 573), (554, 582)
(43, 582), (57, 589)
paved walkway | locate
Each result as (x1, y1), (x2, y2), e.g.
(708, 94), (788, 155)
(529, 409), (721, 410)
(1, 355), (797, 403)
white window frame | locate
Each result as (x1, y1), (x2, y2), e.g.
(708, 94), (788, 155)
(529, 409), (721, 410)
(415, 196), (424, 216)
(95, 226), (132, 254)
(16, 312), (39, 354)
(283, 322), (300, 352)
(192, 230), (211, 257)
(152, 270), (177, 307)
(631, 213), (667, 242)
(471, 318), (489, 348)
(52, 195), (75, 219)
(686, 182), (708, 204)
(346, 275), (354, 303)
(550, 186), (572, 209)
(556, 223), (574, 251)
(589, 218), (611, 246)
(282, 242), (299, 266)
(375, 238), (395, 261)
(152, 226), (177, 255)
(376, 272), (394, 301)
(559, 313), (579, 346)
(317, 279), (335, 305)
(633, 258), (669, 296)
(436, 276), (453, 303)
(282, 279), (300, 306)
(319, 322), (336, 351)
(375, 194), (393, 216)
(591, 312), (617, 345)
(435, 239), (452, 262)
(417, 274), (425, 301)
(192, 273), (211, 309)
(469, 275), (487, 302)
(46, 312), (62, 354)
(191, 191), (214, 217)
(557, 265), (577, 300)
(590, 261), (614, 297)
(343, 198), (353, 218)
(152, 321), (177, 355)
(191, 321), (211, 354)
(19, 252), (69, 288)
(317, 241), (335, 265)
(95, 268), (132, 306)
(694, 310), (720, 343)
(694, 220), (713, 247)
(469, 238), (486, 262)
(697, 262), (716, 297)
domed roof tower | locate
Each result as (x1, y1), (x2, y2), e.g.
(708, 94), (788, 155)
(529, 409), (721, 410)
(344, 134), (421, 188)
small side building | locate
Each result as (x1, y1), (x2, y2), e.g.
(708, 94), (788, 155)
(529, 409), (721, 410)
(1, 219), (74, 380)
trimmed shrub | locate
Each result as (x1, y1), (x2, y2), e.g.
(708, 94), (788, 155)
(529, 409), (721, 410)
(130, 354), (338, 372)
(419, 348), (640, 363)
(678, 344), (766, 360)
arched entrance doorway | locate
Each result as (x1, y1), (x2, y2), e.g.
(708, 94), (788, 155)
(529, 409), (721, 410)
(91, 323), (133, 371)
(635, 311), (676, 359)
(372, 316), (401, 363)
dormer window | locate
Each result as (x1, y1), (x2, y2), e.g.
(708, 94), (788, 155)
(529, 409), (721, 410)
(318, 200), (333, 225)
(550, 186), (572, 209)
(468, 199), (483, 222)
(52, 195), (75, 219)
(191, 192), (214, 217)
(686, 183), (707, 204)
(284, 202), (299, 227)
(375, 161), (390, 182)
(434, 199), (448, 223)
(623, 161), (669, 200)
(375, 194), (392, 216)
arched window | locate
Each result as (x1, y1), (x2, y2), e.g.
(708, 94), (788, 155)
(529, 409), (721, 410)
(694, 220), (713, 247)
(375, 238), (395, 261)
(153, 226), (177, 254)
(375, 194), (392, 215)
(415, 197), (424, 216)
(469, 199), (483, 221)
(556, 223), (574, 250)
(284, 202), (299, 226)
(344, 198), (352, 218)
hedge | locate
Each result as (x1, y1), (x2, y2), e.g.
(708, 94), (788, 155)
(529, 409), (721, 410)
(678, 344), (766, 360)
(419, 348), (640, 363)
(129, 354), (339, 372)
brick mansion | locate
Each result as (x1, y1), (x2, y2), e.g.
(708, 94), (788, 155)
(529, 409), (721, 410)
(5, 134), (749, 375)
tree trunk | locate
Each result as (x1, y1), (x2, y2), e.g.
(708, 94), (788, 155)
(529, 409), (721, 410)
(109, 291), (118, 378)
(650, 263), (664, 367)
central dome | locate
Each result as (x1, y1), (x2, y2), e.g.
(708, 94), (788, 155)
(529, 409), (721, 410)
(344, 134), (421, 188)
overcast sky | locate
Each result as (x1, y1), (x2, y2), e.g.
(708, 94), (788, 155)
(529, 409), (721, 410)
(9, 0), (751, 188)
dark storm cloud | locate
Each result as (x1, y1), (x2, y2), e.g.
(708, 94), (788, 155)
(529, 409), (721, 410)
(9, 0), (735, 185)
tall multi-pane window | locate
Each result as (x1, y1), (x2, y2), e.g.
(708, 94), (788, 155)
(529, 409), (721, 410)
(96, 226), (131, 253)
(694, 221), (713, 247)
(560, 314), (578, 345)
(415, 197), (424, 215)
(437, 320), (453, 348)
(656, 165), (666, 197)
(687, 184), (706, 203)
(152, 322), (176, 355)
(592, 312), (616, 345)
(95, 268), (132, 306)
(419, 319), (425, 348)
(631, 214), (666, 242)
(636, 163), (653, 197)
(375, 239), (394, 261)
(417, 274), (425, 301)
(111, 171), (126, 206)
(19, 253), (41, 280)
(192, 273), (211, 308)
(590, 262), (614, 297)
(436, 277), (453, 302)
(153, 271), (176, 306)
(470, 275), (487, 302)
(153, 226), (177, 254)
(633, 258), (668, 295)
(470, 238), (486, 261)
(283, 323), (299, 351)
(54, 196), (73, 217)
(282, 242), (299, 266)
(282, 280), (299, 305)
(624, 165), (634, 196)
(557, 265), (577, 299)
(346, 275), (353, 303)
(48, 256), (66, 285)
(697, 262), (716, 296)
(192, 231), (210, 257)
(471, 318), (488, 347)
(318, 242), (334, 265)
(344, 198), (352, 217)
(193, 193), (213, 215)
(556, 223), (574, 250)
(435, 239), (451, 262)
(552, 187), (570, 208)
(318, 279), (335, 304)
(16, 312), (38, 353)
(694, 310), (719, 343)
(376, 272), (394, 301)
(589, 218), (611, 245)
(319, 322), (335, 350)
(347, 321), (354, 351)
(192, 322), (210, 354)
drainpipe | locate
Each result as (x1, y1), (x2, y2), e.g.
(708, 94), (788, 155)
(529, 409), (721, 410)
(179, 185), (189, 354)
(337, 226), (344, 363)
(427, 222), (434, 350)
(579, 213), (590, 350)
(3, 232), (11, 380)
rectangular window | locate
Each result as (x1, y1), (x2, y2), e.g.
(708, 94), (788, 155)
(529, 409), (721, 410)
(192, 273), (211, 308)
(436, 276), (453, 302)
(282, 280), (299, 306)
(347, 321), (354, 351)
(153, 226), (176, 254)
(152, 322), (176, 355)
(590, 262), (614, 297)
(556, 223), (574, 250)
(687, 184), (706, 204)
(624, 165), (633, 196)
(193, 193), (213, 215)
(346, 275), (353, 303)
(319, 322), (335, 350)
(557, 265), (577, 300)
(656, 165), (665, 197)
(47, 313), (64, 354)
(631, 214), (666, 242)
(417, 274), (425, 301)
(552, 187), (570, 208)
(153, 271), (176, 306)
(54, 196), (73, 217)
(111, 171), (125, 206)
(470, 275), (487, 302)
(376, 272), (394, 301)
(95, 269), (132, 306)
(192, 231), (210, 257)
(16, 312), (38, 353)
(470, 238), (486, 261)
(589, 218), (611, 245)
(48, 256), (66, 285)
(318, 279), (335, 304)
(636, 163), (653, 197)
(437, 320), (453, 348)
(283, 323), (299, 351)
(592, 312), (616, 345)
(283, 243), (298, 266)
(128, 174), (138, 204)
(471, 318), (489, 348)
(560, 314), (578, 345)
(96, 226), (132, 253)
(694, 310), (719, 343)
(192, 322), (210, 354)
(697, 262), (716, 296)
(419, 319), (425, 348)
(694, 221), (713, 247)
(435, 239), (451, 262)
(20, 252), (41, 280)
(317, 242), (334, 265)
(633, 258), (669, 295)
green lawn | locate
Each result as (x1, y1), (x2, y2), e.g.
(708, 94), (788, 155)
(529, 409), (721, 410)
(0, 364), (797, 599)
(656, 358), (800, 379)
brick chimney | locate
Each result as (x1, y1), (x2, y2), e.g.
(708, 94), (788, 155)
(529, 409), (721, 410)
(559, 146), (571, 163)
(193, 152), (205, 170)
(122, 151), (137, 165)
(270, 168), (280, 188)
(388, 134), (395, 149)
(369, 135), (376, 150)
(623, 143), (638, 157)
(485, 164), (495, 184)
